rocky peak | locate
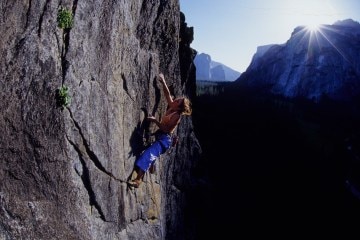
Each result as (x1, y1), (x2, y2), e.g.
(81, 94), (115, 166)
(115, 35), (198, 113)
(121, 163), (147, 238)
(237, 19), (360, 101)
(333, 18), (360, 28)
(194, 53), (241, 81)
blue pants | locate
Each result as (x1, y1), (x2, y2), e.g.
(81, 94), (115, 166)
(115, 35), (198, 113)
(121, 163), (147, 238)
(135, 133), (172, 172)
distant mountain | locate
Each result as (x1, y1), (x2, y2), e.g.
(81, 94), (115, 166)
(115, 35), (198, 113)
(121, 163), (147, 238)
(194, 53), (241, 81)
(235, 19), (360, 101)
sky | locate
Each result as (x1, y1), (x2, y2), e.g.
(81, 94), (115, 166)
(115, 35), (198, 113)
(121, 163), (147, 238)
(179, 0), (360, 73)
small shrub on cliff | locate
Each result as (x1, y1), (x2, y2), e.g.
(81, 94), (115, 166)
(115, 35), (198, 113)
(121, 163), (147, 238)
(57, 7), (73, 29)
(56, 85), (71, 109)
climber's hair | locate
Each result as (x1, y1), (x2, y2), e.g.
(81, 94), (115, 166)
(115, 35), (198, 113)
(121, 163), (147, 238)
(179, 97), (192, 116)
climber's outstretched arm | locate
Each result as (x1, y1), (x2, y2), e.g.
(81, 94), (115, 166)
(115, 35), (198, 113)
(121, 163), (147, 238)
(158, 73), (173, 105)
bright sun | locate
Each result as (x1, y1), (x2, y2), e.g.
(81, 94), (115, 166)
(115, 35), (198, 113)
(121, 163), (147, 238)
(306, 23), (321, 32)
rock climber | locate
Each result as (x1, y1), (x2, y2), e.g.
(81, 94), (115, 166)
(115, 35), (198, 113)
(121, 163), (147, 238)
(128, 73), (192, 188)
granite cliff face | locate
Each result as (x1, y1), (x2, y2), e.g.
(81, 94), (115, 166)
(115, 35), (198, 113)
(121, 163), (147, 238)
(0, 1), (199, 239)
(237, 19), (360, 101)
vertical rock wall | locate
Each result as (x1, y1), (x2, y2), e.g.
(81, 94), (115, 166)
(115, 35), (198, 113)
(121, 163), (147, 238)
(0, 0), (199, 239)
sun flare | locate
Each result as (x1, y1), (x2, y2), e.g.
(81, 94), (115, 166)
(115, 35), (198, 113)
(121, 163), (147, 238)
(306, 23), (321, 32)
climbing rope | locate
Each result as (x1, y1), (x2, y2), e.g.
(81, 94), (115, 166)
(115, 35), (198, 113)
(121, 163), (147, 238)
(149, 167), (164, 239)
